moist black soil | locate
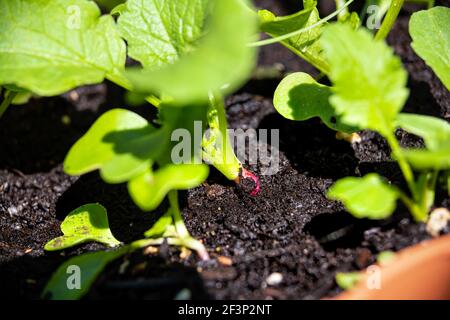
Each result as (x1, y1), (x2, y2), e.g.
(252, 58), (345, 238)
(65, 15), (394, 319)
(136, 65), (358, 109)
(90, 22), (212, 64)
(0, 1), (449, 300)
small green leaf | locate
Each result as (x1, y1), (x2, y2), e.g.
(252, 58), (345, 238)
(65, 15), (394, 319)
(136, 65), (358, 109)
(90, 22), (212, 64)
(117, 0), (209, 69)
(259, 2), (329, 73)
(144, 210), (175, 238)
(64, 109), (168, 183)
(322, 24), (409, 136)
(328, 174), (400, 219)
(335, 272), (362, 290)
(396, 113), (450, 151)
(410, 7), (450, 90)
(273, 72), (356, 133)
(0, 0), (126, 96)
(42, 248), (126, 300)
(45, 204), (120, 251)
(128, 164), (209, 211)
(125, 0), (258, 104)
(402, 148), (450, 170)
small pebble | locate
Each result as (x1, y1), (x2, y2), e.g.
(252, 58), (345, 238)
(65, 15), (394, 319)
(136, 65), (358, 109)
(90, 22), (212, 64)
(217, 256), (233, 266)
(265, 272), (283, 286)
(427, 208), (450, 237)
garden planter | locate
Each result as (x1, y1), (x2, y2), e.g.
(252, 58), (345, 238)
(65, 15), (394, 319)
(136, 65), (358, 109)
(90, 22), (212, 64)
(335, 233), (450, 300)
(0, 0), (449, 301)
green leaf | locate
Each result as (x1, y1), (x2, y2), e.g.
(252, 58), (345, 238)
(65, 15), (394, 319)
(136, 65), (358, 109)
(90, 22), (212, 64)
(144, 210), (175, 238)
(377, 250), (396, 266)
(402, 148), (450, 170)
(95, 0), (125, 11)
(128, 164), (209, 211)
(396, 113), (450, 151)
(335, 272), (362, 290)
(44, 204), (120, 251)
(322, 24), (409, 136)
(273, 72), (356, 133)
(259, 3), (329, 73)
(117, 0), (209, 69)
(125, 0), (258, 104)
(0, 0), (126, 96)
(410, 7), (450, 90)
(328, 173), (400, 219)
(42, 248), (126, 300)
(64, 109), (168, 184)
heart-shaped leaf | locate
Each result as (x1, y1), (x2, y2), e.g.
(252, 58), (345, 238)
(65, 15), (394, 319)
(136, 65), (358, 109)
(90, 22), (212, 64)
(64, 109), (168, 183)
(45, 204), (120, 251)
(129, 164), (209, 211)
(328, 174), (400, 219)
(274, 72), (356, 133)
(0, 0), (127, 96)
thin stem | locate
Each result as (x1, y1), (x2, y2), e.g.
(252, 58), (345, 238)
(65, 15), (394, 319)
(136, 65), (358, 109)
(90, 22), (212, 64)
(202, 92), (241, 181)
(375, 0), (404, 41)
(420, 170), (438, 213)
(335, 0), (349, 20)
(168, 190), (189, 239)
(385, 133), (417, 200)
(397, 189), (427, 222)
(249, 0), (355, 47)
(0, 90), (18, 119)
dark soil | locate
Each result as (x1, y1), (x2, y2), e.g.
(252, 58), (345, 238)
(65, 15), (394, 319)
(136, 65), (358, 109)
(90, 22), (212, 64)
(0, 1), (449, 300)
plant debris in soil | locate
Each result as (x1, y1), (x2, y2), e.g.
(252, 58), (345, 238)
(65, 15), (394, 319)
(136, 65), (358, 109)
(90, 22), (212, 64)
(0, 2), (449, 300)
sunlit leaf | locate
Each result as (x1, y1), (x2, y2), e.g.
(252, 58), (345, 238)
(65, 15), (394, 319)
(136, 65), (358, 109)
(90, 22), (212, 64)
(0, 0), (126, 96)
(410, 6), (450, 90)
(129, 164), (209, 211)
(328, 174), (400, 219)
(273, 72), (356, 133)
(45, 204), (120, 251)
(322, 24), (409, 136)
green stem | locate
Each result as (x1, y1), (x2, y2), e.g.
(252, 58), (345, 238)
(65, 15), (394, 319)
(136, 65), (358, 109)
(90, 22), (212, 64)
(0, 90), (18, 119)
(397, 190), (427, 222)
(420, 170), (438, 214)
(375, 0), (404, 41)
(385, 133), (417, 200)
(202, 92), (241, 181)
(168, 190), (210, 260)
(168, 190), (189, 239)
(335, 0), (349, 20)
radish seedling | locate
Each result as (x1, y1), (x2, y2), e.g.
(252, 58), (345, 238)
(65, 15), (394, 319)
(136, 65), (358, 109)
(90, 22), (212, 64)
(322, 24), (450, 223)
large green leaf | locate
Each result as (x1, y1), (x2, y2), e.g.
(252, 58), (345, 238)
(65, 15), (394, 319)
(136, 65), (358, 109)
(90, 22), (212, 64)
(45, 204), (120, 251)
(125, 0), (258, 104)
(0, 0), (126, 96)
(129, 164), (209, 211)
(328, 174), (400, 219)
(273, 72), (356, 133)
(117, 0), (209, 68)
(322, 24), (409, 136)
(410, 7), (450, 90)
(259, 2), (328, 73)
(64, 109), (168, 184)
(42, 248), (126, 300)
